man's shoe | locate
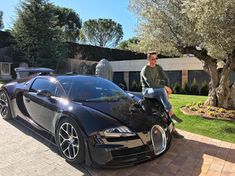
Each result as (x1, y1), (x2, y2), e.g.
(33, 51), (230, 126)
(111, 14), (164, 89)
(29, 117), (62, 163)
(173, 130), (184, 139)
(171, 114), (183, 123)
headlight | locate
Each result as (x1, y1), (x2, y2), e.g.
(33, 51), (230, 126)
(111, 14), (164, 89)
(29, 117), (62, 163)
(104, 126), (136, 138)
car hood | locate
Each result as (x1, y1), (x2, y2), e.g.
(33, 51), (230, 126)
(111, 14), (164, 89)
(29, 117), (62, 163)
(80, 98), (161, 132)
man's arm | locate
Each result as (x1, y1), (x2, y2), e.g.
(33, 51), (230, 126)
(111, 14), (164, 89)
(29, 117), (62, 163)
(158, 66), (172, 94)
(159, 66), (170, 87)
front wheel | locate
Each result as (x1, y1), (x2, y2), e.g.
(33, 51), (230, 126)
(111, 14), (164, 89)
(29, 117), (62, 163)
(55, 118), (85, 164)
(0, 90), (12, 120)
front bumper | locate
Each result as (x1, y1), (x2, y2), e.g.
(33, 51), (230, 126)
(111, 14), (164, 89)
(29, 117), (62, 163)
(88, 122), (173, 167)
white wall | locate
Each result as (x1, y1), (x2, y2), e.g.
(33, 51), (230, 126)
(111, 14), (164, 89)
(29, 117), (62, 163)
(110, 57), (204, 72)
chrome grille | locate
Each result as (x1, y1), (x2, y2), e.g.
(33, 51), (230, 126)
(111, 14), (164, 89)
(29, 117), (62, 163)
(151, 125), (167, 155)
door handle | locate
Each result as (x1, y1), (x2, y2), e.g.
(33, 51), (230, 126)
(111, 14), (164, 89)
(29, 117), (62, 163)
(25, 98), (30, 103)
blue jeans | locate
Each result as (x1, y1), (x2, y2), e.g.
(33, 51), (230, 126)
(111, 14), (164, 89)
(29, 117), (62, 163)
(142, 88), (172, 112)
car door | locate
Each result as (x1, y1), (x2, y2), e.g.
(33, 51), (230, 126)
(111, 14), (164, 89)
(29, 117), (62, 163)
(23, 77), (63, 132)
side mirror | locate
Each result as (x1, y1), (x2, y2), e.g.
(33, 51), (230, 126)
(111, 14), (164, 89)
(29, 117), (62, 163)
(37, 90), (52, 97)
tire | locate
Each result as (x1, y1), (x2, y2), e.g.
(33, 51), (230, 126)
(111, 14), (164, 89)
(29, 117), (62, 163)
(55, 118), (85, 164)
(0, 90), (12, 120)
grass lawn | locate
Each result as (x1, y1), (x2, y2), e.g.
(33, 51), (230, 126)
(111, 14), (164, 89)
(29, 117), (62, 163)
(170, 94), (235, 143)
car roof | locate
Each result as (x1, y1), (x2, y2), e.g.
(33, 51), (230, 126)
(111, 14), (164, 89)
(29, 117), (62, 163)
(33, 74), (100, 80)
(15, 67), (54, 73)
(55, 75), (100, 80)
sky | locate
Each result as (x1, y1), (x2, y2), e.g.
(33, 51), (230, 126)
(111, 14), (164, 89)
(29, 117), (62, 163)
(1, 0), (139, 40)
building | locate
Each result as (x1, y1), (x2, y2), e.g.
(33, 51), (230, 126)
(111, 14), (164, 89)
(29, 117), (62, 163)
(110, 56), (235, 91)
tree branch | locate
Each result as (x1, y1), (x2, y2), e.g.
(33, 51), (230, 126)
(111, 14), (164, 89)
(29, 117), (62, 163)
(177, 46), (217, 62)
(177, 45), (219, 87)
(167, 23), (182, 45)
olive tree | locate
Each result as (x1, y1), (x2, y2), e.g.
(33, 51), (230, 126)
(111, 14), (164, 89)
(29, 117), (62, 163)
(129, 0), (235, 108)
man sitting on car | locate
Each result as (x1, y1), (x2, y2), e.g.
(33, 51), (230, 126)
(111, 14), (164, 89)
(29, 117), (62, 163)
(140, 51), (184, 139)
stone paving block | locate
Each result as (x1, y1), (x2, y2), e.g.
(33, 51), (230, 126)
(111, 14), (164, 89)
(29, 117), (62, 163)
(135, 162), (152, 171)
(220, 141), (232, 149)
(130, 170), (159, 176)
(221, 171), (235, 176)
(209, 163), (224, 173)
(112, 166), (137, 176)
(206, 170), (221, 176)
(223, 162), (235, 173)
(231, 144), (235, 149)
(226, 150), (235, 162)
(158, 157), (173, 166)
(165, 163), (180, 175)
(172, 156), (188, 166)
(176, 170), (194, 176)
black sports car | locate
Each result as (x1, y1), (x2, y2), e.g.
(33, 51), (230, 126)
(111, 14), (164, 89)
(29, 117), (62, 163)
(0, 70), (173, 167)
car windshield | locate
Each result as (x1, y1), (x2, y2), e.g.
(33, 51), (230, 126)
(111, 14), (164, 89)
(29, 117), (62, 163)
(57, 76), (129, 102)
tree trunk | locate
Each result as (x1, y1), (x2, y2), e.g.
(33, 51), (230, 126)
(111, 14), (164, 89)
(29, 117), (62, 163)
(215, 51), (235, 108)
(215, 72), (230, 108)
(204, 60), (219, 106)
(203, 58), (235, 108)
(204, 83), (217, 106)
(178, 46), (235, 109)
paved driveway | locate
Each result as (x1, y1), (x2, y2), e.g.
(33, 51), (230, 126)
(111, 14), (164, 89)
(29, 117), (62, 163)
(0, 116), (234, 176)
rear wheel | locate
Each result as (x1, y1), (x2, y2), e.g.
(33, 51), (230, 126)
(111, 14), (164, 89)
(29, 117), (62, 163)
(0, 90), (12, 120)
(55, 118), (85, 164)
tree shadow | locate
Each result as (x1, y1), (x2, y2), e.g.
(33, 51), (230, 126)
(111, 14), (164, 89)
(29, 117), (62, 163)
(223, 126), (235, 134)
(6, 118), (235, 176)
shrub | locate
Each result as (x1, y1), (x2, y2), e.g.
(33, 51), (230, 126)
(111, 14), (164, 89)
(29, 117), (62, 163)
(130, 80), (141, 92)
(185, 103), (192, 108)
(198, 109), (205, 113)
(208, 111), (215, 116)
(173, 82), (182, 94)
(200, 81), (209, 96)
(197, 101), (204, 107)
(207, 106), (215, 111)
(189, 106), (197, 111)
(118, 81), (127, 90)
(217, 108), (226, 113)
(182, 82), (190, 94)
(190, 78), (199, 95)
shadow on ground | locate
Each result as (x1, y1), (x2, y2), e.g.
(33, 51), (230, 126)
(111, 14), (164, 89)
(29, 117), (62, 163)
(7, 117), (235, 176)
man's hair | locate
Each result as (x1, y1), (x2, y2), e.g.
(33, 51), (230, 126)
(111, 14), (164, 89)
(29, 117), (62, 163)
(147, 51), (157, 59)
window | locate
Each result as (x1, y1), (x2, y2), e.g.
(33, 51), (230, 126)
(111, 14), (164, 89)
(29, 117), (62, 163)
(30, 78), (63, 97)
(1, 63), (10, 75)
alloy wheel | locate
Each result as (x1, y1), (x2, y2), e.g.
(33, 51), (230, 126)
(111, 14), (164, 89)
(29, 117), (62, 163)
(0, 91), (9, 118)
(58, 122), (80, 160)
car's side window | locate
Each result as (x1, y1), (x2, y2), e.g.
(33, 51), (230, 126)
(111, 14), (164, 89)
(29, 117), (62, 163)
(30, 78), (63, 97)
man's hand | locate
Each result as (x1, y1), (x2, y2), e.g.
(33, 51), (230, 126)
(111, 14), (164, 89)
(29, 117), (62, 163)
(165, 86), (172, 94)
